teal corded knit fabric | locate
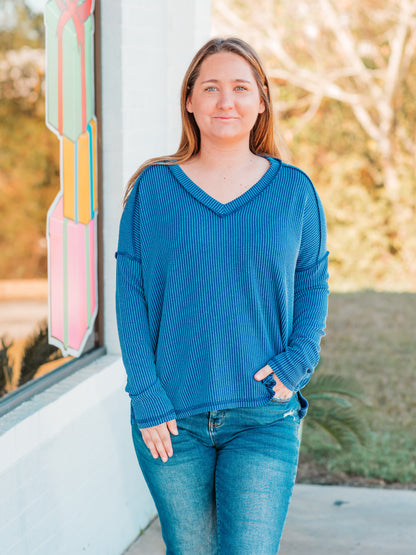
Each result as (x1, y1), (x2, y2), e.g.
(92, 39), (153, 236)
(115, 156), (329, 428)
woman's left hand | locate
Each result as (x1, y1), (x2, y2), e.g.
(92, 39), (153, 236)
(254, 364), (293, 399)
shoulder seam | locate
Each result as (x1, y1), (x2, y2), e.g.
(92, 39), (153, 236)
(115, 251), (141, 263)
(281, 163), (325, 263)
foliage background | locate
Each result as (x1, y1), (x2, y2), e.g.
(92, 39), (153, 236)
(298, 292), (416, 487)
(0, 0), (59, 279)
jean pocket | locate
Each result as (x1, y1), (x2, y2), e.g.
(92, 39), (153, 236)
(269, 393), (294, 404)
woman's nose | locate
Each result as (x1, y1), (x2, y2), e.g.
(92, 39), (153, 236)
(217, 91), (234, 110)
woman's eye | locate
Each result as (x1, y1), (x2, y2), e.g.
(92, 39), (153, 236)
(205, 86), (217, 92)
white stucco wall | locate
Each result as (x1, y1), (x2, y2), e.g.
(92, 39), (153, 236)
(0, 356), (155, 555)
(0, 1), (211, 553)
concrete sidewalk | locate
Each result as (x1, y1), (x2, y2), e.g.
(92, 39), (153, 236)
(124, 484), (416, 554)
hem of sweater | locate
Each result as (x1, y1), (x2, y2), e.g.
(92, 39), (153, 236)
(173, 395), (275, 421)
(133, 407), (177, 428)
(133, 392), (309, 427)
(172, 393), (309, 421)
(132, 396), (273, 427)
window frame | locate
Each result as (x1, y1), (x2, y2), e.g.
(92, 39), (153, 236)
(0, 1), (105, 417)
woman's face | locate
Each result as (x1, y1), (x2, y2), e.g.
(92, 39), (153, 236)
(186, 52), (265, 147)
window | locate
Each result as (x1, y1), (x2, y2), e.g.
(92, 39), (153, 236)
(0, 0), (102, 409)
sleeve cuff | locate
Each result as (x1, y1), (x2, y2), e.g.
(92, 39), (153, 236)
(266, 353), (314, 392)
(129, 381), (177, 428)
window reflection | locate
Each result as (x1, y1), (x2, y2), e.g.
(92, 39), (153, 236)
(0, 1), (69, 399)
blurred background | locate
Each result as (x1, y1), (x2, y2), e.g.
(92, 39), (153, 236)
(0, 0), (415, 486)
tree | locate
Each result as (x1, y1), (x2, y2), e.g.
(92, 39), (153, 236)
(0, 337), (14, 396)
(0, 323), (62, 399)
(0, 0), (59, 279)
(301, 374), (369, 448)
(18, 321), (62, 388)
(0, 0), (44, 52)
(213, 0), (416, 202)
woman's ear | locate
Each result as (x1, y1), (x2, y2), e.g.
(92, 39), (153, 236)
(258, 85), (267, 114)
(186, 96), (193, 114)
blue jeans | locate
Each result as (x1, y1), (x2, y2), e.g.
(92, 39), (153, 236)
(130, 393), (302, 554)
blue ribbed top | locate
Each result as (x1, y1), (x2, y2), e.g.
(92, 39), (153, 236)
(115, 157), (329, 427)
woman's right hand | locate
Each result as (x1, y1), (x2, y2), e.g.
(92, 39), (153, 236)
(140, 419), (178, 463)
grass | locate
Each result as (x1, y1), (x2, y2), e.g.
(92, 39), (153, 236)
(298, 291), (416, 488)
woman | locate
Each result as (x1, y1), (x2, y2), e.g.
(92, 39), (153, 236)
(116, 37), (329, 554)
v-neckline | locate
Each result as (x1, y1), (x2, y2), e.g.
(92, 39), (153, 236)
(168, 156), (282, 217)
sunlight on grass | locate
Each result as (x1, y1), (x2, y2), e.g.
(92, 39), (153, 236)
(299, 292), (416, 487)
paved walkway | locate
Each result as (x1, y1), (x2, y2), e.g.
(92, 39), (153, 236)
(124, 484), (416, 554)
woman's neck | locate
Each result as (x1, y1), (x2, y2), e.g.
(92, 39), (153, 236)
(192, 139), (258, 172)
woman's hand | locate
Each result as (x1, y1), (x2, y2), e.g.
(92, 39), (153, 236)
(254, 364), (293, 399)
(140, 419), (178, 463)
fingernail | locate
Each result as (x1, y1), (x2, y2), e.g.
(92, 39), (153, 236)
(162, 456), (168, 463)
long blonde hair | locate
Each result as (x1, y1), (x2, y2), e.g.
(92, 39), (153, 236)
(123, 37), (286, 207)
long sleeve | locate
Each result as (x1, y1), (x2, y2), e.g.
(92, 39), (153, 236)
(115, 178), (176, 427)
(266, 181), (330, 391)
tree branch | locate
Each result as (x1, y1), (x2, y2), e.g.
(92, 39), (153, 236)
(318, 0), (383, 102)
(268, 69), (362, 104)
(350, 104), (382, 144)
(399, 16), (416, 82)
(286, 94), (324, 140)
(384, 0), (414, 120)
